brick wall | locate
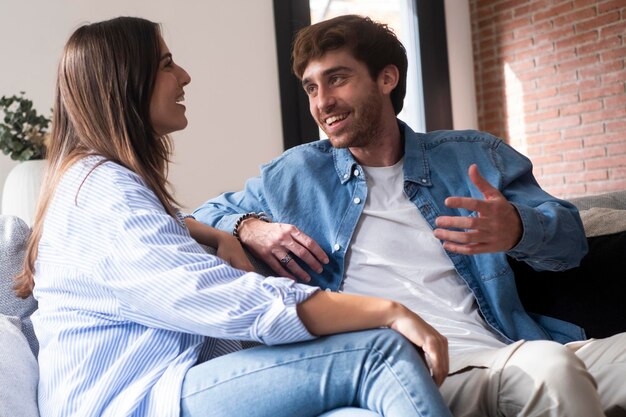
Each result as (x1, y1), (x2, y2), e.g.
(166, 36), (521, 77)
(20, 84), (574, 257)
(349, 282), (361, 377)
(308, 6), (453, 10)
(470, 0), (626, 198)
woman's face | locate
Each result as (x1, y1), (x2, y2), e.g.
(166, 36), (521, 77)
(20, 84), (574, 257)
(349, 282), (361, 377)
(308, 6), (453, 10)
(150, 36), (191, 136)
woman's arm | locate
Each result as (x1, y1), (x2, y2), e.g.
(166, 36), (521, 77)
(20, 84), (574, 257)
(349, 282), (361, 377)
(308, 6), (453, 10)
(297, 291), (449, 386)
(185, 217), (254, 272)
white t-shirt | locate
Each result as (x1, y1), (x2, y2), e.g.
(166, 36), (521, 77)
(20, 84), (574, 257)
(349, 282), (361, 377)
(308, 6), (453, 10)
(342, 159), (507, 354)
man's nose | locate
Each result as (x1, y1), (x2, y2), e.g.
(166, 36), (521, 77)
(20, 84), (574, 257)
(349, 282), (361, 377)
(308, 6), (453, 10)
(317, 86), (336, 112)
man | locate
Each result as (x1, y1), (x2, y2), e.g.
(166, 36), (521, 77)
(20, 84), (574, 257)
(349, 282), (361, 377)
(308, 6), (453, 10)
(194, 15), (625, 417)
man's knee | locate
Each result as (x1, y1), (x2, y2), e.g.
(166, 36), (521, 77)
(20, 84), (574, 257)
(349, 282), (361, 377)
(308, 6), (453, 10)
(505, 341), (595, 389)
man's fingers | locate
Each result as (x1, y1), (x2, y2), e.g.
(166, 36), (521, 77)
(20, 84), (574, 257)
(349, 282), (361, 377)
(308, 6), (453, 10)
(468, 163), (498, 198)
(291, 230), (330, 265)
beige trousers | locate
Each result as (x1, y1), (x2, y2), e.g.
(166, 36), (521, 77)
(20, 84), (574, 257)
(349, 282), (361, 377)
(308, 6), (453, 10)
(440, 333), (626, 417)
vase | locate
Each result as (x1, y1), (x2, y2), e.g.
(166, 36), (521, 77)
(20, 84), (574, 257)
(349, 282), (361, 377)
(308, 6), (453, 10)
(1, 160), (46, 226)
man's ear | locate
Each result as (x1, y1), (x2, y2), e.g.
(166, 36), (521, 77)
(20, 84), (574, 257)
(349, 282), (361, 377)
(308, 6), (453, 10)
(378, 64), (400, 94)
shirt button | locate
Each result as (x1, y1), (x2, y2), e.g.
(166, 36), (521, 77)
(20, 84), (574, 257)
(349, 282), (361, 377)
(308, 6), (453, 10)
(353, 169), (360, 176)
(353, 197), (361, 204)
(421, 178), (428, 183)
(343, 173), (349, 179)
(334, 243), (341, 251)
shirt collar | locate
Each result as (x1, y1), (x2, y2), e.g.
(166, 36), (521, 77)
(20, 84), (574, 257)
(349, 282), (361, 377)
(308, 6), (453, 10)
(331, 119), (432, 186)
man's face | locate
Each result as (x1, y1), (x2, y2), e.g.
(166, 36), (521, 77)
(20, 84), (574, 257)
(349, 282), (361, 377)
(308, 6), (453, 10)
(301, 49), (384, 149)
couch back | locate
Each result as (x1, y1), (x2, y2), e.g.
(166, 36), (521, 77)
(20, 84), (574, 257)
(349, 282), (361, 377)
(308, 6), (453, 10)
(0, 215), (38, 355)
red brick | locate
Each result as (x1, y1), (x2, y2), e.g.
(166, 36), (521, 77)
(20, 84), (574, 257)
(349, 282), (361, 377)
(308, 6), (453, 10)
(516, 42), (557, 61)
(579, 60), (625, 79)
(602, 69), (626, 85)
(579, 83), (625, 101)
(575, 11), (621, 33)
(525, 108), (560, 123)
(608, 142), (626, 155)
(525, 86), (558, 101)
(582, 107), (626, 123)
(541, 114), (582, 130)
(560, 99), (604, 117)
(554, 7), (597, 28)
(585, 155), (626, 169)
(545, 138), (584, 153)
(577, 36), (622, 56)
(534, 27), (575, 45)
(587, 179), (626, 194)
(600, 20), (626, 37)
(534, 3), (575, 23)
(557, 54), (599, 72)
(532, 153), (565, 165)
(542, 160), (585, 175)
(495, 0), (529, 13)
(561, 122), (604, 138)
(565, 170), (609, 183)
(555, 31), (599, 51)
(535, 70), (579, 88)
(604, 94), (626, 109)
(526, 131), (562, 144)
(574, 0), (599, 8)
(606, 119), (626, 132)
(563, 146), (607, 161)
(514, 20), (553, 39)
(598, 0), (626, 13)
(585, 131), (626, 147)
(612, 167), (626, 179)
(600, 46), (626, 62)
(537, 93), (579, 109)
(558, 79), (601, 94)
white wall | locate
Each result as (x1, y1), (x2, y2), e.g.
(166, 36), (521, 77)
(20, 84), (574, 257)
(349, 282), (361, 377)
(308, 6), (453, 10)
(0, 0), (283, 212)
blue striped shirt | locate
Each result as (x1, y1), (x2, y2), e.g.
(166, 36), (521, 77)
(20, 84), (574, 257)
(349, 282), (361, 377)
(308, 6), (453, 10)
(32, 156), (318, 417)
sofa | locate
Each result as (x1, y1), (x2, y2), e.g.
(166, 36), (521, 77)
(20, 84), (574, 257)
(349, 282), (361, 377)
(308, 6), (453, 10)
(2, 191), (626, 416)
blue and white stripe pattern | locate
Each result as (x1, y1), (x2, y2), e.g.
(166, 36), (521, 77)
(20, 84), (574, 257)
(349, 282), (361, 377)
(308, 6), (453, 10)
(32, 156), (318, 417)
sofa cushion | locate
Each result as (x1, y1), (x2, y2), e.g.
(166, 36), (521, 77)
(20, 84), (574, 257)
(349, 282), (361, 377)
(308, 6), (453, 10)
(0, 215), (38, 355)
(578, 207), (626, 237)
(0, 315), (39, 417)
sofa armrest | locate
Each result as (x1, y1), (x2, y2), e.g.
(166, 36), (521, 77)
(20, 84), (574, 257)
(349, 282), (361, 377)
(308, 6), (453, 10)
(513, 190), (626, 339)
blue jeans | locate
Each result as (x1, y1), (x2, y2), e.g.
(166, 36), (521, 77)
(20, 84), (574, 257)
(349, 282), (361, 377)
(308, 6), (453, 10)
(180, 328), (453, 417)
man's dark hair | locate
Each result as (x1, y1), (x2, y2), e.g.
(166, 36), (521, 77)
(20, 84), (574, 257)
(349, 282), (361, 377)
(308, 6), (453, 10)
(292, 14), (408, 114)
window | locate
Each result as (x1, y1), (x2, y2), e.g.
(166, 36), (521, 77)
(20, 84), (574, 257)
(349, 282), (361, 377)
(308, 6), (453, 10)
(273, 0), (452, 149)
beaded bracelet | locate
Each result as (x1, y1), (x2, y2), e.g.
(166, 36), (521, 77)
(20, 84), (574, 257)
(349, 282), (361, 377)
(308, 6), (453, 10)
(232, 212), (271, 241)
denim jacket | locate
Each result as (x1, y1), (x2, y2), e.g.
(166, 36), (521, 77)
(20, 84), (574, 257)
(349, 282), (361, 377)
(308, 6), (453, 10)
(194, 121), (589, 344)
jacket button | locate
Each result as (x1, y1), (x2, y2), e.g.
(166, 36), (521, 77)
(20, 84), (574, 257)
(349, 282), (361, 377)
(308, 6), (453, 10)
(334, 243), (341, 251)
(353, 197), (361, 204)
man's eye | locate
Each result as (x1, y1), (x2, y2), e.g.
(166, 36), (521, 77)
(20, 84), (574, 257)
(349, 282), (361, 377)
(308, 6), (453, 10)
(305, 85), (317, 95)
(330, 76), (343, 84)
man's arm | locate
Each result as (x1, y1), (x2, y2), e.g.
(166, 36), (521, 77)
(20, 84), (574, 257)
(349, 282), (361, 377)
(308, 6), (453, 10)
(434, 162), (588, 271)
(193, 175), (329, 282)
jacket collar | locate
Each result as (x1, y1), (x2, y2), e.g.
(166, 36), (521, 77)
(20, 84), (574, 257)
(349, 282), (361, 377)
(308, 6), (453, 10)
(331, 119), (431, 186)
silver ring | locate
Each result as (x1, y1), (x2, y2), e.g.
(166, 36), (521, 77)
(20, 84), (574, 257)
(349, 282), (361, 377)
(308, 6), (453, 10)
(279, 253), (293, 266)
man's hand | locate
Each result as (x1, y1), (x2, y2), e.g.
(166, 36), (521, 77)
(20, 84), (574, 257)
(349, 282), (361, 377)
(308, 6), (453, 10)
(237, 219), (329, 282)
(433, 164), (522, 255)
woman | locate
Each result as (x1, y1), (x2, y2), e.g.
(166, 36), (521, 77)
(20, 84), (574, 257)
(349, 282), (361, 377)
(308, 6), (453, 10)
(15, 17), (452, 417)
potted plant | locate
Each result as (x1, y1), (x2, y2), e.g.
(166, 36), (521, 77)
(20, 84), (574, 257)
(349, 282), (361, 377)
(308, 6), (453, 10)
(0, 92), (51, 225)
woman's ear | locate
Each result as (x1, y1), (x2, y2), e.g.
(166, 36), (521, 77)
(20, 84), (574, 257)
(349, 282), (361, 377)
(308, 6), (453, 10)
(378, 64), (400, 94)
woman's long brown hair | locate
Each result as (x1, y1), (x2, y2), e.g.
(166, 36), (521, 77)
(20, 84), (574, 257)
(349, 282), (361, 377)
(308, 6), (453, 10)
(14, 17), (180, 298)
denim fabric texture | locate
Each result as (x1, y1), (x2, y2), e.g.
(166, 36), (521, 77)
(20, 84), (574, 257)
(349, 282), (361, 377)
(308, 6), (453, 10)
(194, 120), (589, 344)
(181, 329), (453, 417)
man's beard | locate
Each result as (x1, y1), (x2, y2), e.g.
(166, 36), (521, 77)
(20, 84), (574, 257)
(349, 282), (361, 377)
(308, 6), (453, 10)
(323, 88), (384, 150)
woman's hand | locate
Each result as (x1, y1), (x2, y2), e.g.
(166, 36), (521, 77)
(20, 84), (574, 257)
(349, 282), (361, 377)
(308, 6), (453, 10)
(388, 304), (449, 386)
(185, 217), (254, 272)
(215, 232), (255, 272)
